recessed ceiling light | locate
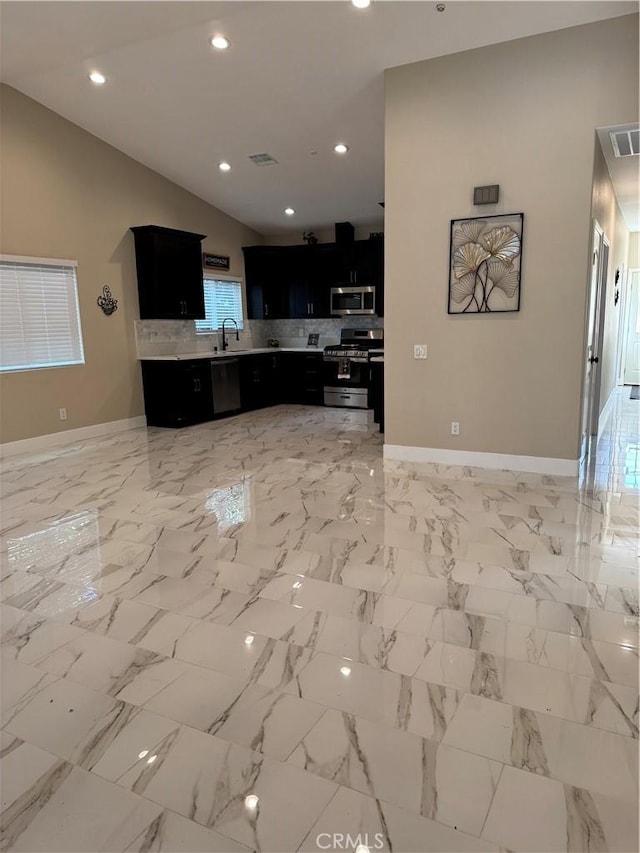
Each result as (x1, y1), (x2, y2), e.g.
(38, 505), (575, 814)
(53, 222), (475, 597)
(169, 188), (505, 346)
(284, 207), (295, 216)
(88, 71), (106, 85)
(352, 0), (371, 8)
(334, 143), (349, 154)
(245, 795), (259, 809)
(219, 161), (231, 172)
(340, 665), (352, 676)
(211, 35), (230, 50)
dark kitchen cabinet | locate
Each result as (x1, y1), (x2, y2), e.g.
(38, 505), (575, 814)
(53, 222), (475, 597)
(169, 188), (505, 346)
(243, 236), (385, 320)
(288, 246), (331, 319)
(240, 353), (281, 410)
(334, 239), (385, 316)
(370, 360), (384, 433)
(243, 247), (289, 320)
(131, 225), (206, 320)
(280, 352), (324, 404)
(141, 359), (213, 427)
(332, 239), (384, 286)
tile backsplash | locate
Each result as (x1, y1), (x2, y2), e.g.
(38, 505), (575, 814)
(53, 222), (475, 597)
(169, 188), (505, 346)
(135, 316), (383, 357)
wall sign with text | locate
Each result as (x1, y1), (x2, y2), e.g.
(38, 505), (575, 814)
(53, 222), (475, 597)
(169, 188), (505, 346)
(203, 253), (230, 271)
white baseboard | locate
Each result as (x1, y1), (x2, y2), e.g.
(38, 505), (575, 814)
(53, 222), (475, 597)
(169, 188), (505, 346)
(0, 416), (147, 459)
(597, 386), (617, 435)
(383, 443), (579, 477)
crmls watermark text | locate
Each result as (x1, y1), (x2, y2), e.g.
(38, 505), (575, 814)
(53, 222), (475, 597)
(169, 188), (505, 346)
(315, 833), (386, 850)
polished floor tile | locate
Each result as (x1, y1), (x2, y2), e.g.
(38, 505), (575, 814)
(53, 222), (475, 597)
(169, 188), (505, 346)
(1, 394), (639, 851)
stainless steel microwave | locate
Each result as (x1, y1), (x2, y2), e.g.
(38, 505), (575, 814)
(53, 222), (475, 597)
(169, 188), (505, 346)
(330, 286), (376, 316)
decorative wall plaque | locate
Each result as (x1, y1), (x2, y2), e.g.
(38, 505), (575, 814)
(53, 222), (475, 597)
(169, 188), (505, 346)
(97, 284), (118, 315)
(448, 213), (524, 314)
(203, 253), (230, 271)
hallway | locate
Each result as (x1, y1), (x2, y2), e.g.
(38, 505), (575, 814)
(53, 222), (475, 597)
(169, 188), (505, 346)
(0, 394), (638, 852)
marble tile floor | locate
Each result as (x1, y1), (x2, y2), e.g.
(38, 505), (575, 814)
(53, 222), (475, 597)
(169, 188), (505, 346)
(1, 393), (638, 852)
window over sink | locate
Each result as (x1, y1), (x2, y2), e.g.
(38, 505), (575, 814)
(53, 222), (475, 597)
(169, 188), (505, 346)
(195, 275), (244, 333)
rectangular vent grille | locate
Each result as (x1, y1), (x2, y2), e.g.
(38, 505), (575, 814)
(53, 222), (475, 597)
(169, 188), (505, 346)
(248, 153), (279, 166)
(610, 129), (640, 157)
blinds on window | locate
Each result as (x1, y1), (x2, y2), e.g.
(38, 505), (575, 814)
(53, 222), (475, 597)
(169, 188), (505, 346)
(0, 257), (85, 372)
(195, 278), (244, 333)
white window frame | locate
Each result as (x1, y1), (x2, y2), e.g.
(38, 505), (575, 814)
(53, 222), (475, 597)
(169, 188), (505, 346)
(0, 254), (85, 373)
(195, 273), (245, 334)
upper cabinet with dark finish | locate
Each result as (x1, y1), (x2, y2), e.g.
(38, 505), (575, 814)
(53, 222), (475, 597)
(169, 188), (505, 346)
(243, 237), (384, 320)
(131, 225), (206, 320)
(332, 239), (384, 287)
(287, 245), (331, 319)
(243, 246), (290, 320)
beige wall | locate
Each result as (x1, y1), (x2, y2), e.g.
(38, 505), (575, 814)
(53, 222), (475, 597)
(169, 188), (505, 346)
(0, 86), (261, 444)
(629, 232), (640, 269)
(591, 139), (630, 412)
(384, 15), (638, 461)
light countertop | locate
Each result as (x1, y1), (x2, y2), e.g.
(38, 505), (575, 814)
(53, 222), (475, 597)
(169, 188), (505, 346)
(139, 347), (325, 361)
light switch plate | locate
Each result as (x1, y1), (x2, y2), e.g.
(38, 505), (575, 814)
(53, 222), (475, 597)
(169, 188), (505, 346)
(414, 344), (427, 359)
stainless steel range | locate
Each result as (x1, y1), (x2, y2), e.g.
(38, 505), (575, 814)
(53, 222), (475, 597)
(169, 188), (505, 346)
(323, 328), (383, 409)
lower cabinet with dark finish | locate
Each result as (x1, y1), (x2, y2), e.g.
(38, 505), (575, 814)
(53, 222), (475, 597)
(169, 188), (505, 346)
(280, 352), (324, 405)
(239, 353), (282, 411)
(142, 350), (326, 428)
(370, 361), (384, 433)
(141, 360), (213, 427)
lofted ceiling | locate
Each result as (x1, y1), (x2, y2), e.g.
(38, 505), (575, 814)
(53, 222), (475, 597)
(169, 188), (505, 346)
(1, 1), (637, 237)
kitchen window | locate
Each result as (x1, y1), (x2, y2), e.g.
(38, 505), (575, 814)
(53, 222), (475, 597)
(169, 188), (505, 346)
(0, 255), (85, 373)
(195, 276), (244, 333)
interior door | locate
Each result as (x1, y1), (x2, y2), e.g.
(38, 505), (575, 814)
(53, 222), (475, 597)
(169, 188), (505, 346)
(623, 270), (640, 385)
(580, 222), (608, 457)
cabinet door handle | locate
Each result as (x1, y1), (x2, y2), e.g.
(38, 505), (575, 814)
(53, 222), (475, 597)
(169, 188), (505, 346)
(265, 304), (269, 317)
(310, 302), (314, 314)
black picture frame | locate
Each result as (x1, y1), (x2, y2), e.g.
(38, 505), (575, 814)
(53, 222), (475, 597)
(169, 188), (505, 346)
(447, 212), (524, 314)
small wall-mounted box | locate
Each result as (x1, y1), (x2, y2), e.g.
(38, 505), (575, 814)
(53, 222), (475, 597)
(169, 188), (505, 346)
(473, 185), (500, 205)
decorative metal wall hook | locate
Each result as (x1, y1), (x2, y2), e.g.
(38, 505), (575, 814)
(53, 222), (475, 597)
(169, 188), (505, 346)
(97, 284), (118, 315)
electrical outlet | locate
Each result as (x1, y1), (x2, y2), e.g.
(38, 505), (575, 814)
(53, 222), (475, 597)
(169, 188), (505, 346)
(451, 421), (460, 436)
(59, 408), (67, 421)
(414, 344), (427, 359)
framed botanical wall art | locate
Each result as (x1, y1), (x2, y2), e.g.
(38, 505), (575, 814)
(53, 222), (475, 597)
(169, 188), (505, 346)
(448, 213), (524, 314)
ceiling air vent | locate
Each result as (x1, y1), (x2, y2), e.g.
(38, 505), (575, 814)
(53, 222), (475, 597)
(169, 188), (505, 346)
(248, 153), (279, 166)
(610, 129), (640, 158)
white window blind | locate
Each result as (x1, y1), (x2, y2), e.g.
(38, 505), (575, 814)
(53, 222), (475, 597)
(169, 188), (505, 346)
(195, 277), (244, 333)
(0, 256), (85, 372)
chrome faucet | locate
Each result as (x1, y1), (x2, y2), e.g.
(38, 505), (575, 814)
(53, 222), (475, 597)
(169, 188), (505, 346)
(221, 318), (239, 351)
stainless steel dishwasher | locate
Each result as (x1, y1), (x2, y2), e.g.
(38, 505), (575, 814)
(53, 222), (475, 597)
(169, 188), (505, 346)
(210, 358), (241, 414)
